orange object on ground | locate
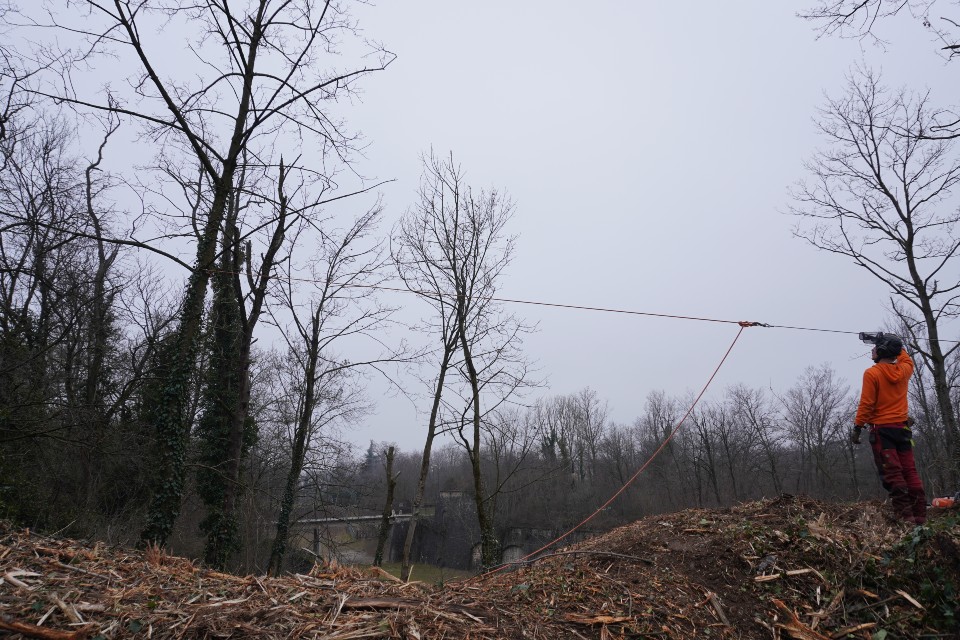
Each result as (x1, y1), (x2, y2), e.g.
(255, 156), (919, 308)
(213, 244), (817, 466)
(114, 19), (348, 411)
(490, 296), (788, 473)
(931, 497), (956, 508)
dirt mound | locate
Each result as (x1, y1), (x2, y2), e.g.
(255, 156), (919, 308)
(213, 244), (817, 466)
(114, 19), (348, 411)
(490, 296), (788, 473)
(1, 496), (958, 639)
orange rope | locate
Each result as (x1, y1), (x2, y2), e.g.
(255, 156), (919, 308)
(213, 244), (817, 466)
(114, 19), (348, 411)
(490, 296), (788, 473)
(472, 324), (749, 580)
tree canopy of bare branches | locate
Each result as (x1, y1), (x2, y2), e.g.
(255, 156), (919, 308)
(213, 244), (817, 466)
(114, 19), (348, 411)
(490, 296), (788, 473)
(791, 68), (960, 481)
(12, 0), (393, 547)
(392, 151), (537, 572)
(802, 0), (960, 58)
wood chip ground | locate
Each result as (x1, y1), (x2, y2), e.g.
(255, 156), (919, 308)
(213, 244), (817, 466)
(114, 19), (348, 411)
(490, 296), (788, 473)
(1, 495), (958, 639)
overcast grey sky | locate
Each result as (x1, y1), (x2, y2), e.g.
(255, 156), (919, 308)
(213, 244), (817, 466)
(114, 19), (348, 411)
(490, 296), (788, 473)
(336, 2), (958, 449)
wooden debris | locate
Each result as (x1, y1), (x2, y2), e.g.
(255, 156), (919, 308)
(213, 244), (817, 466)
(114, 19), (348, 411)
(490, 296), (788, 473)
(0, 495), (954, 639)
(772, 598), (832, 640)
(754, 574), (780, 582)
(3, 569), (38, 590)
(341, 597), (423, 610)
(705, 591), (732, 627)
(562, 614), (633, 625)
(895, 589), (924, 610)
(49, 593), (83, 624)
(0, 615), (89, 640)
(367, 565), (403, 583)
(829, 621), (876, 637)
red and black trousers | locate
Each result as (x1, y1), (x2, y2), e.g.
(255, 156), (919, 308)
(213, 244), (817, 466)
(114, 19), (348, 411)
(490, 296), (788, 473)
(869, 423), (926, 524)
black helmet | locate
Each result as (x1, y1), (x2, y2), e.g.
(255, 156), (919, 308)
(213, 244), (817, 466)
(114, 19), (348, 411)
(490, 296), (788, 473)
(875, 334), (903, 360)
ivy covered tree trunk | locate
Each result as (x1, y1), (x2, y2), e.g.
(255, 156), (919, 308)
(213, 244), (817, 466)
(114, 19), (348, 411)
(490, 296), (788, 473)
(139, 219), (224, 548)
(139, 13), (263, 549)
(138, 151), (247, 550)
(195, 222), (251, 569)
(198, 164), (289, 568)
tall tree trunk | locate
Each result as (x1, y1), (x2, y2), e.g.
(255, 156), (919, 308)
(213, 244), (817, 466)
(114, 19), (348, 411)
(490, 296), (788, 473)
(212, 161), (291, 567)
(139, 187), (229, 547)
(920, 309), (960, 484)
(215, 336), (252, 562)
(80, 161), (118, 512)
(457, 305), (499, 569)
(267, 420), (309, 576)
(374, 446), (396, 567)
(139, 17), (264, 548)
(268, 318), (320, 575)
(197, 221), (245, 569)
(401, 339), (455, 581)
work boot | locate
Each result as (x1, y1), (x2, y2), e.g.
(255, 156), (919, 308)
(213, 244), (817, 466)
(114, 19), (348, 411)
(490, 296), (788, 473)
(908, 488), (927, 524)
(889, 487), (914, 523)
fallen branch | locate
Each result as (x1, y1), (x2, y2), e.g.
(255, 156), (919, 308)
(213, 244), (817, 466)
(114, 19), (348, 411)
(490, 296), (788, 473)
(367, 565), (402, 583)
(341, 597), (423, 610)
(772, 598), (832, 640)
(562, 613), (633, 625)
(0, 615), (89, 640)
(706, 592), (731, 627)
(830, 622), (875, 638)
(894, 589), (923, 610)
(52, 561), (107, 579)
(2, 571), (35, 590)
(49, 594), (83, 624)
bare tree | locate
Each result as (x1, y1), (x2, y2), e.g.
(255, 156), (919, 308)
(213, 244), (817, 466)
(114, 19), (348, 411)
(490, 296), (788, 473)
(596, 423), (645, 520)
(633, 390), (696, 510)
(392, 186), (464, 580)
(478, 407), (544, 529)
(778, 365), (852, 497)
(690, 402), (751, 505)
(801, 1), (960, 140)
(727, 385), (785, 496)
(792, 69), (960, 481)
(902, 323), (960, 493)
(16, 0), (393, 546)
(802, 0), (960, 62)
(393, 151), (535, 570)
(533, 394), (577, 468)
(568, 388), (608, 483)
(373, 445), (397, 567)
(266, 202), (397, 575)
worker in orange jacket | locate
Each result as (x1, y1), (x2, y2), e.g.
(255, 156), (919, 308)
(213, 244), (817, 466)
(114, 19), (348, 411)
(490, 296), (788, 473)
(851, 333), (926, 525)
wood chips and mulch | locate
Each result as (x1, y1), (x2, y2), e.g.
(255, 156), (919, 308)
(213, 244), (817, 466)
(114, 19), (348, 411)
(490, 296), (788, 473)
(1, 495), (958, 639)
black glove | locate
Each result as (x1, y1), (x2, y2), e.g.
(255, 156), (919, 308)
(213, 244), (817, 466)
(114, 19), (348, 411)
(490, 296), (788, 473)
(850, 425), (863, 445)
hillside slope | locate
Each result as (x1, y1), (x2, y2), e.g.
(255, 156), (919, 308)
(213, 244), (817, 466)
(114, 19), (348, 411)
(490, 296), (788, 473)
(1, 496), (957, 639)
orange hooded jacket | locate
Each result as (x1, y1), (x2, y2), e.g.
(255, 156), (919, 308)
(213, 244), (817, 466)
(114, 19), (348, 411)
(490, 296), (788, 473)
(855, 348), (913, 427)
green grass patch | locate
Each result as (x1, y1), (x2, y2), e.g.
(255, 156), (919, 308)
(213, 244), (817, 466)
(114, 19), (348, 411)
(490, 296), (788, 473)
(372, 562), (474, 584)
